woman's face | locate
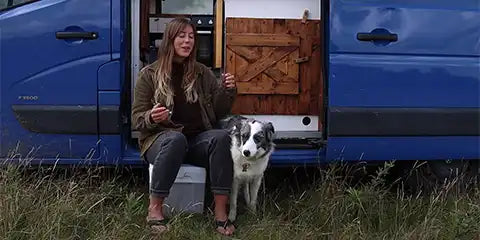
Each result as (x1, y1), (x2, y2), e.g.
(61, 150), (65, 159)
(174, 25), (195, 58)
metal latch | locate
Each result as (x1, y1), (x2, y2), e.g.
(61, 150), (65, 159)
(295, 56), (310, 64)
(302, 9), (309, 24)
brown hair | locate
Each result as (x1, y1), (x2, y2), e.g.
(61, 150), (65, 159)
(154, 17), (198, 107)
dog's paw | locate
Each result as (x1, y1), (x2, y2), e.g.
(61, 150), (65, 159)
(228, 210), (237, 222)
(247, 204), (257, 213)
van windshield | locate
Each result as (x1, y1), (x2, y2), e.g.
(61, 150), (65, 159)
(161, 0), (213, 15)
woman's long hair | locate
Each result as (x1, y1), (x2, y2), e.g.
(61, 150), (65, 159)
(154, 18), (198, 107)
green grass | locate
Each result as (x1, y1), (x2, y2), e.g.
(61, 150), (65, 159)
(0, 162), (479, 240)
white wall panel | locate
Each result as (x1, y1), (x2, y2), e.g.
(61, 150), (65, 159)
(224, 0), (321, 20)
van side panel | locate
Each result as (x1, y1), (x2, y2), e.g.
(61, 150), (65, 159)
(327, 0), (480, 161)
(0, 0), (112, 159)
(327, 137), (480, 161)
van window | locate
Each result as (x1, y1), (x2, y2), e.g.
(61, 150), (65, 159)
(0, 0), (37, 11)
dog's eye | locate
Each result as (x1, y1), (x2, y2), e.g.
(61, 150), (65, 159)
(253, 135), (262, 143)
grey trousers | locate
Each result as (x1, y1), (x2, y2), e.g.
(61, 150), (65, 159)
(145, 129), (233, 197)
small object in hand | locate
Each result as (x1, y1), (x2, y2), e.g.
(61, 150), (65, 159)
(167, 109), (173, 121)
(221, 73), (226, 83)
(222, 72), (235, 88)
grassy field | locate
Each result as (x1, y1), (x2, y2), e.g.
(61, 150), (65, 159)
(0, 161), (479, 240)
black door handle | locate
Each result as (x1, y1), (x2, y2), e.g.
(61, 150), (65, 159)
(357, 33), (398, 42)
(56, 31), (98, 40)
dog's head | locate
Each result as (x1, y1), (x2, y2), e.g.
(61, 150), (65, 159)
(232, 118), (275, 160)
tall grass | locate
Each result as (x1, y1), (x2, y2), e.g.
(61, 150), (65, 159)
(1, 160), (479, 240)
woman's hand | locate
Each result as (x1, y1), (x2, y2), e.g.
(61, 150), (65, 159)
(150, 104), (170, 123)
(222, 73), (236, 89)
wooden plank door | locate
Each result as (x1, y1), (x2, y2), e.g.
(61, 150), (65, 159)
(225, 18), (323, 116)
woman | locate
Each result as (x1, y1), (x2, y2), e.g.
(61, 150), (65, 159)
(131, 18), (237, 236)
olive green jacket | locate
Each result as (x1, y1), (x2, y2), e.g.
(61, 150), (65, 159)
(131, 61), (237, 157)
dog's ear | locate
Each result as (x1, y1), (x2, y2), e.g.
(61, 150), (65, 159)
(264, 122), (275, 141)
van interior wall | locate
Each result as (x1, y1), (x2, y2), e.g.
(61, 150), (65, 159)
(224, 0), (321, 20)
(138, 0), (324, 69)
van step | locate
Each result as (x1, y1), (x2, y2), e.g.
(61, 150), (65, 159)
(131, 130), (322, 140)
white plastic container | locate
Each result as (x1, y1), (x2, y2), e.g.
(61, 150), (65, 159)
(149, 164), (206, 216)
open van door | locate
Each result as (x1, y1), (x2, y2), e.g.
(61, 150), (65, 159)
(0, 0), (112, 160)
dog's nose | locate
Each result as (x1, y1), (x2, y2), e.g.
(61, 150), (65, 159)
(243, 150), (250, 157)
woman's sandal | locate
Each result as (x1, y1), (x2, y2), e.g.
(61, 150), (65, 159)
(215, 219), (236, 236)
(147, 218), (170, 234)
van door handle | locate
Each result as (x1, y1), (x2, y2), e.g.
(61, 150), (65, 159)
(357, 32), (398, 42)
(56, 31), (98, 40)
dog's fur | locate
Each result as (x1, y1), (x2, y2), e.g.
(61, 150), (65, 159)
(219, 115), (275, 221)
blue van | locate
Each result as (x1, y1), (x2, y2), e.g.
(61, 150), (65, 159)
(0, 0), (479, 186)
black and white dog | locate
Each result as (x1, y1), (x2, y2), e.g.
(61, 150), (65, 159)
(219, 115), (275, 221)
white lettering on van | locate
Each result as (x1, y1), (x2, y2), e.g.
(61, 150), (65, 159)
(18, 96), (39, 101)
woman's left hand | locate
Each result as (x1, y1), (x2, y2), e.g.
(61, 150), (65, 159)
(222, 73), (236, 89)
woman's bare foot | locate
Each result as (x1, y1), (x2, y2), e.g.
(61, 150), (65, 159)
(147, 196), (169, 234)
(214, 194), (236, 236)
(215, 218), (236, 236)
(146, 218), (169, 234)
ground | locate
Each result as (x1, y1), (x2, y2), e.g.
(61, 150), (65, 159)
(0, 162), (479, 240)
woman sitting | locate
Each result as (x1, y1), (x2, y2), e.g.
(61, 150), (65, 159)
(131, 17), (237, 236)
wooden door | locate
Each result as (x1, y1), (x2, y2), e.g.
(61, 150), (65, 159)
(225, 18), (323, 116)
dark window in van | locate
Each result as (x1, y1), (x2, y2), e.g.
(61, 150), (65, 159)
(0, 0), (37, 11)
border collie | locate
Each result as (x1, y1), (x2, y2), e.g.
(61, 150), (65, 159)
(219, 115), (275, 221)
